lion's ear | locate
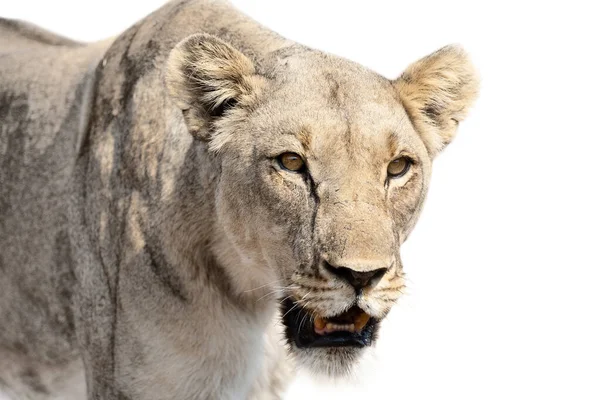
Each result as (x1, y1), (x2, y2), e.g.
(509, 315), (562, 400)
(393, 45), (479, 157)
(166, 33), (265, 140)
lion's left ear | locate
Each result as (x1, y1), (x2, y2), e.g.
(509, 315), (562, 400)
(165, 33), (266, 141)
(393, 45), (479, 156)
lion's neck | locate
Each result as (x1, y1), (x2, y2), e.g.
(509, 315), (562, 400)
(141, 132), (284, 397)
(145, 211), (280, 398)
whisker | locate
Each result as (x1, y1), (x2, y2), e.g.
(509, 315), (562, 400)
(373, 286), (406, 293)
(255, 283), (302, 303)
(255, 289), (283, 303)
(281, 302), (300, 319)
(309, 309), (318, 324)
(299, 309), (309, 328)
(293, 292), (312, 325)
(292, 282), (341, 290)
(278, 294), (294, 304)
(243, 279), (285, 293)
(372, 297), (399, 303)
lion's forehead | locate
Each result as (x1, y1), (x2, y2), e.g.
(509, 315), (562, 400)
(254, 97), (421, 167)
(257, 58), (421, 152)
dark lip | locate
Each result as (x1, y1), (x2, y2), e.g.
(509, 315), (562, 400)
(280, 298), (379, 349)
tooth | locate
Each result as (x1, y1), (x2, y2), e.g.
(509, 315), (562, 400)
(354, 312), (370, 331)
(316, 317), (365, 334)
(314, 317), (326, 330)
(327, 323), (354, 332)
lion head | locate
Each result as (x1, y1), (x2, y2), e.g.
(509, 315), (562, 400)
(165, 34), (478, 376)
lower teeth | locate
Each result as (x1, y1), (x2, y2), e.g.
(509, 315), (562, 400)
(313, 314), (369, 335)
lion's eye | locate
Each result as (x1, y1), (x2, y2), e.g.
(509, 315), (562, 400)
(278, 152), (305, 172)
(387, 157), (411, 178)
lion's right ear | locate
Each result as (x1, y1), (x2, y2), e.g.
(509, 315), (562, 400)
(165, 33), (265, 140)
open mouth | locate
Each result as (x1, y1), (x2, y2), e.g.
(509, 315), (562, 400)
(281, 299), (379, 348)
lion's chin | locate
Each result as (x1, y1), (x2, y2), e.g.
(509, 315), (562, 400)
(280, 299), (380, 377)
(291, 346), (368, 377)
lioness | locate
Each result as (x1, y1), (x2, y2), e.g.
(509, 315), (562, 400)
(0, 0), (478, 398)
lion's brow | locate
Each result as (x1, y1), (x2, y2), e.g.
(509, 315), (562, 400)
(386, 130), (399, 157)
(280, 127), (312, 151)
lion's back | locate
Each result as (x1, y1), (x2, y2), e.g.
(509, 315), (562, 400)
(0, 18), (107, 390)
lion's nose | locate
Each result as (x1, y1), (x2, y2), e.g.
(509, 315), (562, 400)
(323, 261), (388, 292)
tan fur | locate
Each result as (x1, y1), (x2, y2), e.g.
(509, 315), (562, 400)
(166, 33), (268, 141)
(394, 45), (479, 155)
(0, 0), (478, 399)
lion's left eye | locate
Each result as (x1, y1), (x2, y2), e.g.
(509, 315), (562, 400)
(387, 157), (411, 178)
(278, 152), (306, 172)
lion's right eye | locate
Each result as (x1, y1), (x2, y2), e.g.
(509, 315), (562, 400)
(278, 152), (306, 172)
(387, 156), (411, 178)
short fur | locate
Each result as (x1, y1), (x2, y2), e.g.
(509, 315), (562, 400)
(0, 0), (478, 399)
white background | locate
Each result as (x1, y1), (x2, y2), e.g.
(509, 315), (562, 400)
(2, 1), (599, 399)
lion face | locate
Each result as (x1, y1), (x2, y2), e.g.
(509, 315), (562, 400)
(167, 35), (478, 376)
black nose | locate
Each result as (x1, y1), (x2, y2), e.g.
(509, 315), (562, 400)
(323, 261), (388, 292)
